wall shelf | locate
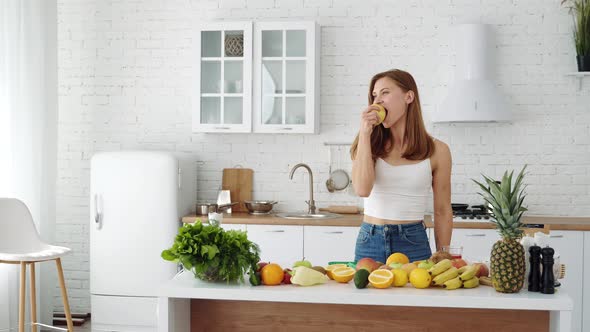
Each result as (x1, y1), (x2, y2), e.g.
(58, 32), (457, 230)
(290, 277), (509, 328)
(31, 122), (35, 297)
(565, 72), (590, 90)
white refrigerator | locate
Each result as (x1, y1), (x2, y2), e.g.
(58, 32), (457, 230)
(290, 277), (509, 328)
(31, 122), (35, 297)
(90, 151), (195, 331)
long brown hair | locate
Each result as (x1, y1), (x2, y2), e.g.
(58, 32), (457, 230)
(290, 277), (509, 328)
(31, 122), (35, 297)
(350, 69), (434, 161)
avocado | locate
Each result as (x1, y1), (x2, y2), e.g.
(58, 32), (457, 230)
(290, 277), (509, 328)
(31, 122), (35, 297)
(354, 269), (370, 289)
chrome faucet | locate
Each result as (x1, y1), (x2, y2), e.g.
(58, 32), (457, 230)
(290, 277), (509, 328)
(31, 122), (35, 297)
(289, 163), (316, 214)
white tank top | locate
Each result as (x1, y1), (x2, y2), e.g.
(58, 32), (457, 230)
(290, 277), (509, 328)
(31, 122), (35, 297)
(363, 158), (432, 221)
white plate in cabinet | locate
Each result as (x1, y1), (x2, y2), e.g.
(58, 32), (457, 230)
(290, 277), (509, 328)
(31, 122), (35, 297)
(303, 226), (359, 266)
(252, 21), (320, 134)
(246, 225), (303, 268)
(193, 21), (253, 133)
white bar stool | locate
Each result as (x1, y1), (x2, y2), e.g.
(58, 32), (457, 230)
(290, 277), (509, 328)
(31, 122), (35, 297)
(0, 198), (74, 332)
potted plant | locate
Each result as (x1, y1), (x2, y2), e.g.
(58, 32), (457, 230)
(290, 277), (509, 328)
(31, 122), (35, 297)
(161, 221), (260, 283)
(472, 166), (528, 293)
(562, 0), (590, 71)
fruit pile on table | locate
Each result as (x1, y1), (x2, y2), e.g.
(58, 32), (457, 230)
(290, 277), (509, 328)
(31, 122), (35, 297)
(249, 252), (491, 289)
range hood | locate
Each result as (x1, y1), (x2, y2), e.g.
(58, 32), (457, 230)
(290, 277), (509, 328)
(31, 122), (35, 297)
(434, 24), (511, 123)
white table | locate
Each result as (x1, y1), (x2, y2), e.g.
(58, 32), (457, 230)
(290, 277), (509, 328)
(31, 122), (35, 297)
(158, 270), (573, 332)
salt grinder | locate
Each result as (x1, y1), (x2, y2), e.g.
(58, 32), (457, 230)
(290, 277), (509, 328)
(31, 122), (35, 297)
(528, 245), (541, 292)
(540, 247), (555, 294)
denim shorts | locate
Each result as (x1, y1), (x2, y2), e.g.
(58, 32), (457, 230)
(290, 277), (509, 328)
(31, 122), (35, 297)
(354, 221), (432, 263)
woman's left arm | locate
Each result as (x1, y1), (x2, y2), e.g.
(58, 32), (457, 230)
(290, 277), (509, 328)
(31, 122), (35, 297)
(432, 140), (453, 251)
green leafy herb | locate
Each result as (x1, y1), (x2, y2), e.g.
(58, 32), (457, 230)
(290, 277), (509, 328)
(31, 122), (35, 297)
(161, 221), (260, 283)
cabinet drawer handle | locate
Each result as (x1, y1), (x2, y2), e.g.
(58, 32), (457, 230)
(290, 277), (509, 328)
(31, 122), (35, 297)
(550, 235), (564, 238)
(324, 231), (343, 234)
(279, 127), (293, 130)
(465, 234), (486, 237)
(265, 230), (285, 233)
(215, 126), (231, 130)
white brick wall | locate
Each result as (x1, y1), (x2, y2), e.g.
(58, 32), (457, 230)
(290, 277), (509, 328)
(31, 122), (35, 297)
(56, 0), (589, 312)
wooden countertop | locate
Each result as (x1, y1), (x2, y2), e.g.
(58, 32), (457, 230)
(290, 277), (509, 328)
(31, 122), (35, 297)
(181, 213), (590, 231)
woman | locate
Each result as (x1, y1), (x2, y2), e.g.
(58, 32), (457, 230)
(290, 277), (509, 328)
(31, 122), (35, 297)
(351, 69), (453, 264)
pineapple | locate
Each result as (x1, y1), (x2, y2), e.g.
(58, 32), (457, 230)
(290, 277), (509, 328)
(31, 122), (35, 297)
(473, 166), (528, 293)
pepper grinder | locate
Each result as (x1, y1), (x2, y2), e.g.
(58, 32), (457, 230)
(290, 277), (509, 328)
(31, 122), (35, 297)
(540, 247), (555, 294)
(528, 245), (541, 292)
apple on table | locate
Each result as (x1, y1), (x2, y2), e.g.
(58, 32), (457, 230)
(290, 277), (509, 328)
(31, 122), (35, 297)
(282, 268), (293, 284)
(356, 257), (380, 272)
(451, 258), (467, 269)
(474, 263), (489, 277)
(293, 258), (312, 269)
(415, 260), (434, 270)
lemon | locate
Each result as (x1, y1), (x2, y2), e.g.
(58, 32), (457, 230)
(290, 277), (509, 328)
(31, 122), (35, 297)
(391, 269), (408, 287)
(331, 266), (356, 283)
(386, 252), (410, 266)
(325, 264), (347, 280)
(371, 104), (387, 125)
(368, 269), (394, 289)
(409, 268), (431, 289)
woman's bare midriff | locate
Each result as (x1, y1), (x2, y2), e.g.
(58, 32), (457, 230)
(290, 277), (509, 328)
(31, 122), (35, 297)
(363, 214), (422, 225)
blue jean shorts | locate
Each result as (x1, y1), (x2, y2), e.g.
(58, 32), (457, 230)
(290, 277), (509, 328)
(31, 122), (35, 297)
(354, 221), (432, 263)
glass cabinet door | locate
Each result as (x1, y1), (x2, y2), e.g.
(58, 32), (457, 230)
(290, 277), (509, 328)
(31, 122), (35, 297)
(193, 22), (252, 133)
(254, 22), (319, 134)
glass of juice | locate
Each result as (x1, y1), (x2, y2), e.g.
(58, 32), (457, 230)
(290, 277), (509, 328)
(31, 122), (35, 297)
(442, 245), (463, 259)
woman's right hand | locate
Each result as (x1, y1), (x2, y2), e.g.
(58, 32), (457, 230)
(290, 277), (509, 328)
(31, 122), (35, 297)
(359, 105), (381, 136)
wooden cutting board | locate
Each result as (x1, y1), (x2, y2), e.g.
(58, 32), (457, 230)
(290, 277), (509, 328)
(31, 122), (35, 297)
(222, 168), (253, 213)
(319, 206), (363, 214)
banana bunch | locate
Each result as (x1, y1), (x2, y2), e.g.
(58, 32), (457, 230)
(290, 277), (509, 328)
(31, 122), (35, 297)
(428, 260), (481, 290)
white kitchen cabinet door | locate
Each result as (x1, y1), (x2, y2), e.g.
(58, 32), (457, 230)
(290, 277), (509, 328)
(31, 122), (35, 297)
(583, 232), (590, 332)
(253, 21), (320, 134)
(246, 225), (303, 268)
(193, 21), (252, 133)
(303, 226), (359, 266)
(450, 228), (500, 262)
(547, 231), (583, 332)
(221, 223), (246, 232)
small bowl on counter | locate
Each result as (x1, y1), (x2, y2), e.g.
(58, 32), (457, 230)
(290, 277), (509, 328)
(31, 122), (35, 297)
(244, 200), (278, 215)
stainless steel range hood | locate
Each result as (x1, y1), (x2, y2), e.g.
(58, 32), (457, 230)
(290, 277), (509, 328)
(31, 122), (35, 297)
(434, 24), (511, 123)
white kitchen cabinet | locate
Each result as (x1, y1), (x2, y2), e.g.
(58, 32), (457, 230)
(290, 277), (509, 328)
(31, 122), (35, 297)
(246, 225), (303, 268)
(253, 21), (320, 134)
(193, 22), (253, 133)
(449, 228), (500, 262)
(583, 232), (590, 332)
(303, 226), (359, 266)
(220, 223), (246, 232)
(547, 231), (583, 332)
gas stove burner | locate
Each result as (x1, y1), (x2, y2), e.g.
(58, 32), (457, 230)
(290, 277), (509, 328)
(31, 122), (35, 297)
(451, 203), (492, 221)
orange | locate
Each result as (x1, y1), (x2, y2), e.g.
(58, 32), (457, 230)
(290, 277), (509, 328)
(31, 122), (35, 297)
(325, 264), (347, 280)
(386, 252), (410, 266)
(260, 263), (284, 286)
(368, 269), (394, 289)
(331, 266), (356, 283)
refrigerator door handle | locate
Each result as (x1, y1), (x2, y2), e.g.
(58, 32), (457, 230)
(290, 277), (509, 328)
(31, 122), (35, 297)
(94, 194), (102, 228)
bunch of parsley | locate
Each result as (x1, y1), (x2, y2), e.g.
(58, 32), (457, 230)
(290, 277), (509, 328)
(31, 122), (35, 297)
(161, 221), (260, 283)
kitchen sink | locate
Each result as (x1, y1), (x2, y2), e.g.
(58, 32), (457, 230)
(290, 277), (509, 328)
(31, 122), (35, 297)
(276, 212), (341, 220)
